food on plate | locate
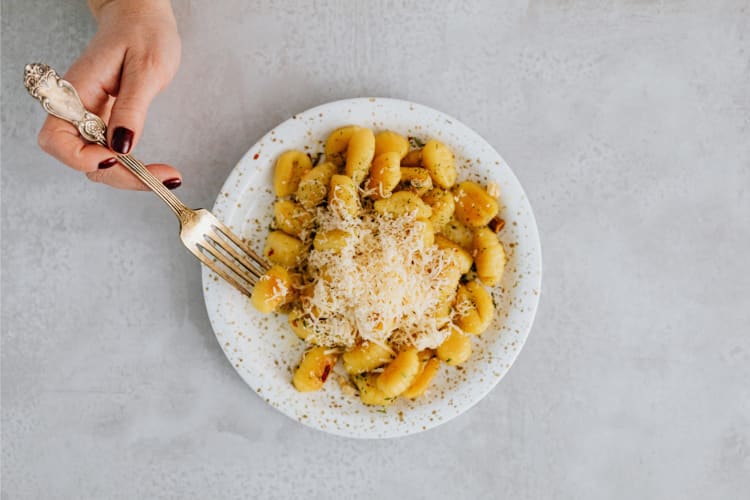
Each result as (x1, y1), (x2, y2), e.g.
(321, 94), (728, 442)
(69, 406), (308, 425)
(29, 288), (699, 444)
(251, 127), (507, 406)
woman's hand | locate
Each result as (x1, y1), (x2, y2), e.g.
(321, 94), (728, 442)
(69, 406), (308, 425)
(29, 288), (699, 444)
(37, 0), (182, 190)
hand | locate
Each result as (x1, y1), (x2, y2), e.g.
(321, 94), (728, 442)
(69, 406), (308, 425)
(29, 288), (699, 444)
(37, 0), (182, 190)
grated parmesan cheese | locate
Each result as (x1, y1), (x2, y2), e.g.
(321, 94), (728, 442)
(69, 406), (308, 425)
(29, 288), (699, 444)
(296, 204), (456, 350)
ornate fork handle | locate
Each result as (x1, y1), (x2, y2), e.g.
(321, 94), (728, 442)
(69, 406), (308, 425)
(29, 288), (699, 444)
(23, 63), (189, 218)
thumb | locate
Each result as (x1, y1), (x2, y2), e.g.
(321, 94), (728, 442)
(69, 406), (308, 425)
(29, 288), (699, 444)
(107, 62), (161, 154)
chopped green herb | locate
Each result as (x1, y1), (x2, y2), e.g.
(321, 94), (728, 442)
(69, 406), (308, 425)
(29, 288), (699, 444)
(311, 152), (324, 166)
(408, 136), (426, 149)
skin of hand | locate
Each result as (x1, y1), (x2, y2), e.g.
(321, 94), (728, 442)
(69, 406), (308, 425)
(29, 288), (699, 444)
(37, 0), (182, 190)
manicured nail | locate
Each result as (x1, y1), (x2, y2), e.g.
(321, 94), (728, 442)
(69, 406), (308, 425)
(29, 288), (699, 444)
(98, 157), (117, 169)
(111, 127), (134, 154)
(163, 178), (182, 190)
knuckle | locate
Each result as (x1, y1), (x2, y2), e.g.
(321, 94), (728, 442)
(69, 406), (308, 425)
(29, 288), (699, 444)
(128, 52), (174, 90)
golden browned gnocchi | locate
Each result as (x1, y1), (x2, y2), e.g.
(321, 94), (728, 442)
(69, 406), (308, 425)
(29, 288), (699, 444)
(345, 127), (375, 185)
(273, 200), (313, 238)
(422, 188), (455, 229)
(438, 217), (474, 250)
(376, 347), (420, 397)
(373, 191), (432, 220)
(453, 181), (499, 227)
(401, 148), (422, 167)
(250, 265), (294, 314)
(436, 328), (472, 366)
(325, 125), (358, 166)
(374, 130), (409, 159)
(434, 235), (473, 274)
(473, 227), (507, 287)
(263, 230), (305, 268)
(288, 307), (314, 340)
(329, 174), (360, 218)
(401, 357), (440, 399)
(343, 342), (393, 374)
(366, 152), (402, 199)
(454, 280), (495, 335)
(293, 347), (338, 392)
(398, 167), (434, 196)
(274, 150), (312, 197)
(421, 139), (457, 189)
(296, 161), (338, 209)
(252, 127), (508, 404)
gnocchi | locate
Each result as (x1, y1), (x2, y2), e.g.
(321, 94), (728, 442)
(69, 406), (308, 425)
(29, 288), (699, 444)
(345, 127), (375, 185)
(252, 126), (508, 406)
(250, 265), (294, 314)
(373, 191), (432, 220)
(401, 357), (440, 399)
(376, 347), (420, 397)
(401, 148), (422, 167)
(454, 280), (495, 335)
(453, 181), (499, 227)
(274, 200), (313, 237)
(366, 152), (402, 199)
(274, 150), (312, 197)
(342, 341), (394, 374)
(325, 125), (358, 166)
(436, 327), (472, 366)
(473, 227), (507, 287)
(422, 188), (455, 229)
(329, 174), (360, 218)
(374, 130), (409, 159)
(398, 167), (434, 196)
(263, 230), (305, 268)
(293, 347), (338, 392)
(296, 161), (338, 209)
(421, 139), (456, 189)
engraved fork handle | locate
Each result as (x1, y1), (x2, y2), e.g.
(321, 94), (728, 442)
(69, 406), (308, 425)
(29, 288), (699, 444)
(23, 63), (189, 218)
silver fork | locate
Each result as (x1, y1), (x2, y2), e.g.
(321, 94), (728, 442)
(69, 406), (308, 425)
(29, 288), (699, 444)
(23, 63), (269, 295)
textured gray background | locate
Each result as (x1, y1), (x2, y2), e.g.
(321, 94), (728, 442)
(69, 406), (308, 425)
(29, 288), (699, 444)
(2, 1), (749, 499)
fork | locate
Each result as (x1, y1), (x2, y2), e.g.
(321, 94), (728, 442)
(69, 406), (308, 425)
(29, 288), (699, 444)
(23, 63), (270, 296)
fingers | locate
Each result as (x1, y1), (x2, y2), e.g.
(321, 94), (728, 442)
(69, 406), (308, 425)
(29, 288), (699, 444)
(37, 115), (115, 173)
(86, 162), (182, 191)
(36, 45), (120, 174)
(107, 56), (163, 154)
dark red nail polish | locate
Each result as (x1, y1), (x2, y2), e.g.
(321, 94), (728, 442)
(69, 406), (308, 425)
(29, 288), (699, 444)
(163, 178), (182, 190)
(98, 157), (117, 169)
(111, 127), (134, 154)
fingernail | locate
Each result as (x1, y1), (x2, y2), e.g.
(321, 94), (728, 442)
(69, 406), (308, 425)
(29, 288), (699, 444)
(163, 178), (182, 190)
(98, 157), (117, 169)
(111, 127), (134, 154)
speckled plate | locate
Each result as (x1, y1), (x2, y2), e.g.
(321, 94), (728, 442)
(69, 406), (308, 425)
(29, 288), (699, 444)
(202, 98), (541, 438)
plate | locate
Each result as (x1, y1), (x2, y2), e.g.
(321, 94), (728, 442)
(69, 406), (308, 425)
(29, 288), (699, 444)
(202, 98), (541, 438)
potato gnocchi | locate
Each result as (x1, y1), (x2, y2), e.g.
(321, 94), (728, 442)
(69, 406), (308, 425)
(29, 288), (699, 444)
(251, 127), (508, 406)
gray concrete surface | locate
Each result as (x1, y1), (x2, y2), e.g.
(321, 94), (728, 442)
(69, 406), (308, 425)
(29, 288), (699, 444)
(2, 1), (749, 498)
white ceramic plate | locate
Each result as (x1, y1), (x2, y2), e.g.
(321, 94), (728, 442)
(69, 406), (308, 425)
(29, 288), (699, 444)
(202, 98), (541, 438)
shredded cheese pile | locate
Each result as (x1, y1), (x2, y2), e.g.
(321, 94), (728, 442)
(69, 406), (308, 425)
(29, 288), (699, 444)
(298, 208), (454, 350)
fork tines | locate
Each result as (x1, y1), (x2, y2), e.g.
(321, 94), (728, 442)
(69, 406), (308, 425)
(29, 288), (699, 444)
(192, 217), (270, 296)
